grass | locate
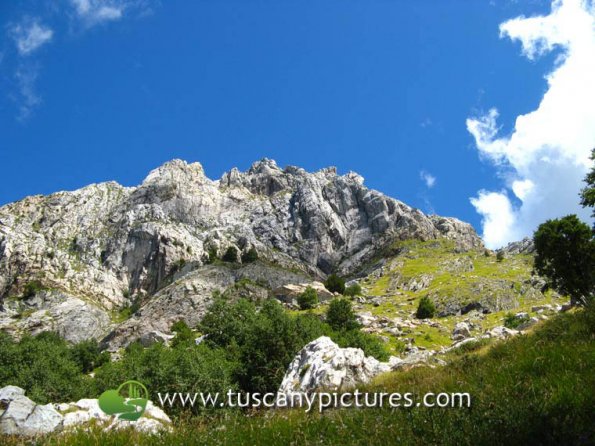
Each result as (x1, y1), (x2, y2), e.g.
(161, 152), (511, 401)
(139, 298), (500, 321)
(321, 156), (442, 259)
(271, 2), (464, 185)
(356, 239), (567, 351)
(3, 305), (593, 445)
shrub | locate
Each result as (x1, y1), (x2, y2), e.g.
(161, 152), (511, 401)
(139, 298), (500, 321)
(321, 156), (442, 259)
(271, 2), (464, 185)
(326, 298), (359, 331)
(241, 247), (259, 263)
(416, 296), (436, 319)
(22, 280), (45, 298)
(206, 247), (218, 264)
(0, 332), (94, 404)
(94, 342), (238, 415)
(504, 313), (529, 329)
(70, 339), (110, 374)
(344, 283), (362, 297)
(332, 329), (389, 361)
(325, 274), (346, 294)
(298, 286), (318, 310)
(496, 251), (505, 262)
(171, 320), (195, 347)
(222, 246), (240, 263)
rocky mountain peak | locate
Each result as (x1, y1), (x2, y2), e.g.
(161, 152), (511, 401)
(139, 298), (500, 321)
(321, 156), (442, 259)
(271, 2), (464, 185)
(142, 159), (208, 187)
(0, 158), (484, 348)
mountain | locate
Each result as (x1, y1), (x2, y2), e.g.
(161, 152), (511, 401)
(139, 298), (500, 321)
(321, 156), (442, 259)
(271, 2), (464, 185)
(0, 159), (482, 348)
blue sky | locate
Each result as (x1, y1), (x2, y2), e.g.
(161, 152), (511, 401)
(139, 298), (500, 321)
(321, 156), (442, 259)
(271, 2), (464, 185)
(1, 1), (593, 247)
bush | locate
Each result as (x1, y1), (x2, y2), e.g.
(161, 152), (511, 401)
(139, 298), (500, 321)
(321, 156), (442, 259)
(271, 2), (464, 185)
(222, 246), (240, 263)
(0, 332), (95, 404)
(70, 339), (110, 374)
(22, 280), (45, 298)
(416, 296), (435, 319)
(332, 329), (389, 361)
(496, 251), (505, 262)
(206, 247), (218, 264)
(504, 313), (529, 329)
(171, 320), (195, 347)
(326, 298), (359, 331)
(94, 342), (238, 415)
(241, 247), (259, 263)
(298, 286), (318, 310)
(325, 274), (346, 294)
(344, 283), (362, 297)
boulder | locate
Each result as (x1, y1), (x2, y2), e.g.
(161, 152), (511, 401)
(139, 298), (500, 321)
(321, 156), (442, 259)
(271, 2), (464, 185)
(0, 386), (171, 436)
(486, 326), (519, 339)
(278, 337), (395, 395)
(452, 322), (471, 341)
(0, 389), (62, 436)
(273, 281), (335, 304)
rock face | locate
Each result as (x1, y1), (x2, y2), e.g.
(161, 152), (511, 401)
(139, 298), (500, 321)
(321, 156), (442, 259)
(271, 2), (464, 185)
(0, 159), (482, 346)
(0, 386), (170, 436)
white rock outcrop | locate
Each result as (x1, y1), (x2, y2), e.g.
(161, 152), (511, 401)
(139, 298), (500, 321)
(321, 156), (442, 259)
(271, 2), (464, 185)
(0, 386), (170, 436)
(278, 336), (435, 396)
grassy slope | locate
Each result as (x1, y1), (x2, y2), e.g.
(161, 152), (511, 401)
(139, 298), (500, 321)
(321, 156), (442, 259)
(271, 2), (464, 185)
(356, 239), (566, 352)
(4, 305), (594, 446)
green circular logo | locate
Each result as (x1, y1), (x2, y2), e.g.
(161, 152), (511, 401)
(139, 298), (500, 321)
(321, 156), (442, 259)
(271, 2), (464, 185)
(97, 380), (149, 421)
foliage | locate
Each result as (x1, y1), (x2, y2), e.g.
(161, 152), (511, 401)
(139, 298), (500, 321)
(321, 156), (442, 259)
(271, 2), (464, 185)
(503, 313), (529, 330)
(0, 332), (94, 404)
(94, 342), (238, 416)
(206, 247), (218, 264)
(344, 283), (362, 297)
(241, 247), (259, 263)
(324, 273), (345, 294)
(199, 298), (327, 394)
(332, 329), (389, 361)
(579, 147), (595, 218)
(15, 306), (595, 445)
(171, 320), (195, 347)
(326, 298), (359, 331)
(297, 286), (318, 310)
(415, 296), (436, 319)
(496, 250), (505, 262)
(533, 215), (595, 305)
(22, 280), (45, 298)
(70, 339), (110, 374)
(222, 246), (240, 263)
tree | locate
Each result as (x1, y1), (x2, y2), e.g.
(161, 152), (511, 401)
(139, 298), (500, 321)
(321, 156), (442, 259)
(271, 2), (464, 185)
(533, 215), (595, 306)
(325, 273), (345, 294)
(496, 251), (505, 262)
(70, 339), (110, 374)
(344, 283), (362, 297)
(579, 148), (595, 219)
(297, 286), (318, 310)
(241, 247), (259, 263)
(171, 320), (195, 347)
(222, 246), (239, 263)
(416, 296), (436, 319)
(326, 298), (358, 331)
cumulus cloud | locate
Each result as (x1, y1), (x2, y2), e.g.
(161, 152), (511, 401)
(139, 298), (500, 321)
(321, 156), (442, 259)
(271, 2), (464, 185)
(420, 170), (437, 188)
(467, 0), (595, 249)
(70, 0), (125, 26)
(9, 19), (53, 55)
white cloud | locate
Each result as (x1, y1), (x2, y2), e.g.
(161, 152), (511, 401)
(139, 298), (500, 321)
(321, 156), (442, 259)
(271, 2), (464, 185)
(9, 19), (53, 55)
(420, 170), (436, 188)
(70, 0), (125, 26)
(467, 0), (595, 249)
(14, 65), (41, 121)
(470, 190), (519, 249)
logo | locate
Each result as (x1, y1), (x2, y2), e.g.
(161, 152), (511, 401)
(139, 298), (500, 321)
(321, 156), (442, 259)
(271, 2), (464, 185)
(98, 380), (149, 421)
